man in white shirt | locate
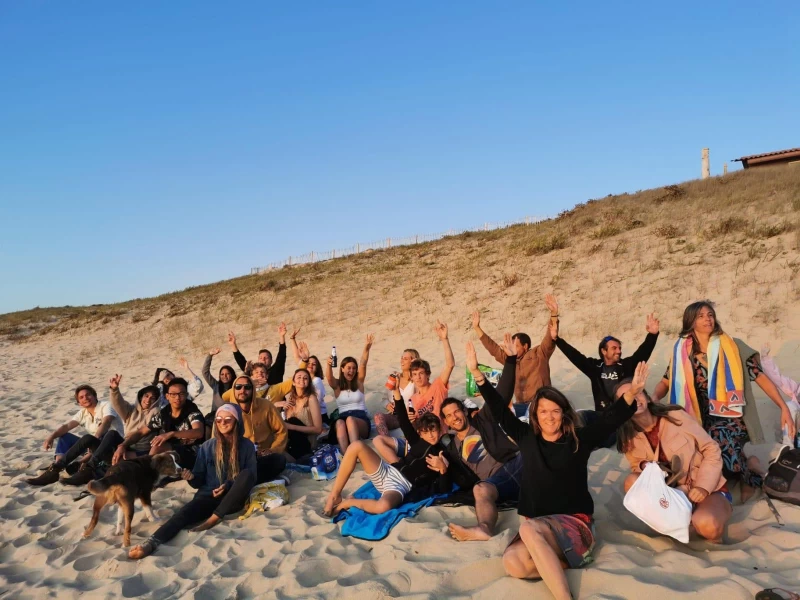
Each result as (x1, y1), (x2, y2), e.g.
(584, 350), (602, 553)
(27, 384), (123, 486)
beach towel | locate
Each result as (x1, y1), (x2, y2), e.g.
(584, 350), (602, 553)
(669, 334), (745, 421)
(332, 481), (447, 540)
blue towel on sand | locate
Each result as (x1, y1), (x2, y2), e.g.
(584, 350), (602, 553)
(332, 482), (448, 541)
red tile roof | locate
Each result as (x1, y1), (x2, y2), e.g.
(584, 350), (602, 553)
(733, 147), (800, 162)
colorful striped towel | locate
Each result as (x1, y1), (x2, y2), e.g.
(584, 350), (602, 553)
(668, 333), (745, 421)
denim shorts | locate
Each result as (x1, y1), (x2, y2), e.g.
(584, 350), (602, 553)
(338, 410), (371, 431)
(483, 453), (523, 503)
(393, 437), (410, 458)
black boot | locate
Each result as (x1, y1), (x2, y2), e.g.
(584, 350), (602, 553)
(60, 463), (96, 486)
(26, 462), (65, 486)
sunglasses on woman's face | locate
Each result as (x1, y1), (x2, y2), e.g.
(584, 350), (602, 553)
(215, 417), (236, 425)
(234, 384), (253, 391)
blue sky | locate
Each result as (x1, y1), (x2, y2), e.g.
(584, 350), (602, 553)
(1, 2), (797, 314)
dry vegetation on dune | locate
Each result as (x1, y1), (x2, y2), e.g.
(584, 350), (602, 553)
(2, 166), (799, 352)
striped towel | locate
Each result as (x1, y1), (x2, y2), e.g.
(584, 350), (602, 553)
(668, 333), (745, 421)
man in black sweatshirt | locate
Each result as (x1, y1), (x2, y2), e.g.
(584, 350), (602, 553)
(226, 325), (287, 385)
(555, 313), (660, 411)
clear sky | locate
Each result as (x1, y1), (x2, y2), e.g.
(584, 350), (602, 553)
(1, 2), (798, 314)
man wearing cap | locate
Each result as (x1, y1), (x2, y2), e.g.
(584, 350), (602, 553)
(230, 374), (288, 483)
(555, 312), (660, 411)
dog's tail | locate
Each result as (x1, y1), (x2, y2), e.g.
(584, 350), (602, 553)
(87, 471), (125, 495)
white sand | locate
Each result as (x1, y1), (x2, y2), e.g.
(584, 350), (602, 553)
(1, 320), (799, 599)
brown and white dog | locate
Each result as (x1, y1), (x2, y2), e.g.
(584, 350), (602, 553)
(83, 452), (182, 547)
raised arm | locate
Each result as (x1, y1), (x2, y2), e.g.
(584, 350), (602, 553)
(358, 333), (375, 383)
(325, 355), (340, 394)
(289, 327), (302, 364)
(468, 340), (529, 441)
(391, 377), (420, 445)
(472, 310), (509, 364)
(202, 349), (220, 388)
(624, 314), (660, 368)
(268, 323), (288, 384)
(434, 321), (455, 386)
(554, 336), (594, 376)
(228, 331), (248, 372)
(179, 357), (204, 397)
(540, 294), (560, 358)
(108, 374), (134, 422)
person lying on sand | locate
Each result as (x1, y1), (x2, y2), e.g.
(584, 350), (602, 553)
(615, 379), (732, 542)
(478, 339), (646, 600)
(322, 378), (458, 518)
(128, 403), (256, 559)
(27, 384), (124, 487)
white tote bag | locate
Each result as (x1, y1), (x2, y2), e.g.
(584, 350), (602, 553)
(623, 461), (693, 543)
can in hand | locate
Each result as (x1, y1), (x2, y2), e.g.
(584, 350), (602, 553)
(385, 373), (398, 390)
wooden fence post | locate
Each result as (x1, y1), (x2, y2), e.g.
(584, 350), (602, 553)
(702, 148), (710, 179)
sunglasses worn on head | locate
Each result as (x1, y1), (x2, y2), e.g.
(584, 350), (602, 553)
(215, 417), (236, 425)
(234, 384), (253, 391)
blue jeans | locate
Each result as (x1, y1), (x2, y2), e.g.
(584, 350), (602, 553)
(55, 432), (80, 456)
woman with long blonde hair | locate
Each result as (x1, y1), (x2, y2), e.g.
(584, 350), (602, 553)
(129, 403), (257, 560)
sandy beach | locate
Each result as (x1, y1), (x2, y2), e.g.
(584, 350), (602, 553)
(1, 308), (798, 599)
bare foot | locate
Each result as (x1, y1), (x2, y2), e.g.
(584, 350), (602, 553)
(448, 523), (492, 541)
(128, 542), (154, 560)
(190, 515), (221, 532)
(322, 492), (342, 517)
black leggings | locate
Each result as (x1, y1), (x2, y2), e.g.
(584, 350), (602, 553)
(285, 417), (313, 461)
(257, 453), (287, 483)
(150, 470), (255, 545)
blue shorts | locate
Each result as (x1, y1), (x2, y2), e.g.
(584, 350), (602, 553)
(483, 453), (523, 503)
(716, 490), (733, 504)
(338, 410), (371, 431)
(394, 437), (410, 458)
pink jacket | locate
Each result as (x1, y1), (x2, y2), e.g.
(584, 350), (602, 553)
(624, 409), (726, 495)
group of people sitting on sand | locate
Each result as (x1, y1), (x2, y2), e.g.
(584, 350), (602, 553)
(25, 298), (798, 600)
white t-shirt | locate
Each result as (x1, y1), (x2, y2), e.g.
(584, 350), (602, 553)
(313, 377), (328, 415)
(72, 401), (124, 436)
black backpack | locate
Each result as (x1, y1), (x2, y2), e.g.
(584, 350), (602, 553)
(764, 446), (800, 506)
